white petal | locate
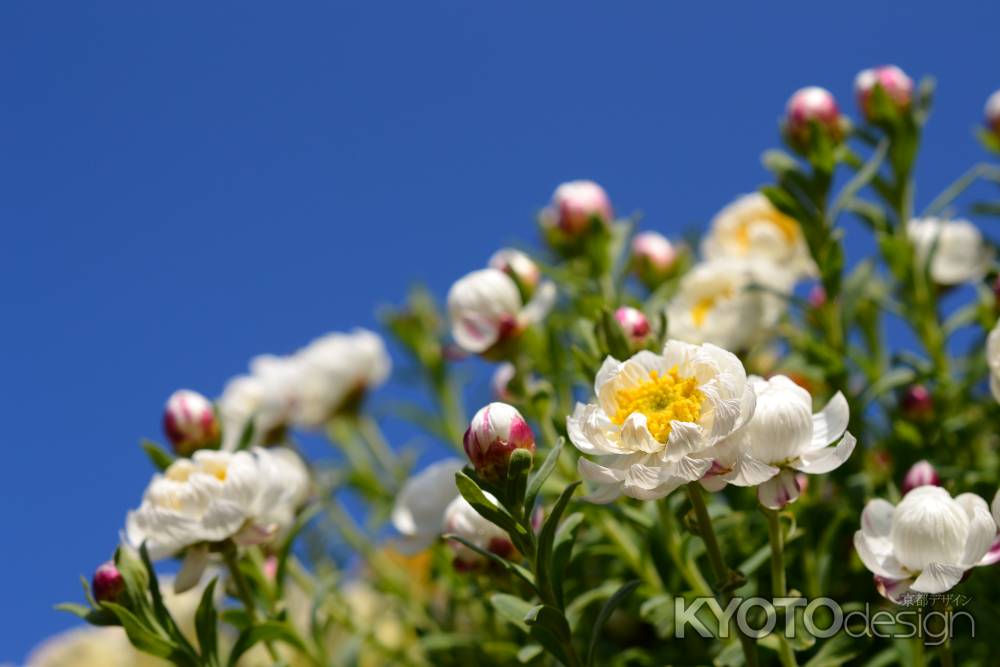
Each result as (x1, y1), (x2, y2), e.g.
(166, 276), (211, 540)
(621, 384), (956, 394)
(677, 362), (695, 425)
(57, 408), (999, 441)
(594, 356), (623, 396)
(955, 493), (997, 567)
(663, 421), (704, 461)
(757, 469), (801, 510)
(979, 537), (1000, 566)
(622, 464), (688, 500)
(853, 531), (907, 579)
(566, 403), (627, 455)
(174, 545), (210, 594)
(875, 575), (914, 603)
(992, 488), (1000, 527)
(809, 392), (849, 450)
(578, 457), (626, 504)
(791, 432), (856, 474)
(860, 498), (895, 553)
(391, 458), (463, 538)
(620, 412), (666, 454)
(721, 454), (780, 487)
(520, 280), (557, 325)
(911, 562), (965, 594)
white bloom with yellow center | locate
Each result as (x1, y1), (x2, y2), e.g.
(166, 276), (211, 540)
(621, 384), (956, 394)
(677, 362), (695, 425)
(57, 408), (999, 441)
(391, 458), (464, 554)
(906, 217), (992, 286)
(702, 193), (816, 280)
(700, 375), (854, 509)
(667, 259), (794, 351)
(567, 340), (756, 502)
(447, 267), (556, 354)
(854, 486), (997, 601)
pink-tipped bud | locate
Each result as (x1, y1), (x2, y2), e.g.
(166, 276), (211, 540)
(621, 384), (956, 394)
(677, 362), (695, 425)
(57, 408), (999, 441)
(546, 180), (613, 236)
(808, 284), (827, 309)
(92, 561), (124, 603)
(855, 65), (913, 120)
(630, 231), (678, 287)
(463, 402), (535, 481)
(163, 389), (220, 456)
(489, 248), (541, 299)
(985, 89), (1000, 137)
(614, 306), (651, 345)
(901, 460), (940, 494)
(900, 385), (933, 420)
(785, 86), (843, 146)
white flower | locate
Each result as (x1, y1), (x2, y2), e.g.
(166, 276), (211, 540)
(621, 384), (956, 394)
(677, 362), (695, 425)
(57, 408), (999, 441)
(986, 321), (1000, 404)
(391, 458), (464, 554)
(854, 486), (997, 601)
(700, 375), (855, 509)
(442, 493), (513, 567)
(217, 357), (300, 450)
(702, 194), (816, 280)
(906, 217), (992, 286)
(667, 259), (794, 351)
(447, 268), (556, 354)
(25, 627), (135, 667)
(567, 340), (756, 502)
(125, 447), (310, 590)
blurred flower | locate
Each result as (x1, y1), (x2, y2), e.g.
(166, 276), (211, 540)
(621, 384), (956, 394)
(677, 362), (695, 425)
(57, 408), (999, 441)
(125, 447), (309, 591)
(341, 580), (405, 651)
(988, 321), (1000, 403)
(854, 486), (996, 602)
(91, 561), (124, 603)
(855, 65), (913, 120)
(442, 494), (513, 569)
(666, 259), (794, 351)
(901, 460), (940, 494)
(993, 489), (1000, 528)
(567, 341), (756, 502)
(541, 180), (613, 237)
(491, 362), (517, 401)
(807, 284), (826, 308)
(464, 403), (535, 482)
(630, 231), (678, 288)
(702, 193), (816, 280)
(906, 217), (992, 286)
(390, 458), (463, 554)
(986, 89), (1000, 137)
(217, 360), (297, 451)
(163, 389), (220, 456)
(447, 268), (556, 354)
(614, 306), (651, 345)
(25, 627), (135, 667)
(700, 375), (854, 509)
(899, 385), (933, 420)
(784, 86), (843, 146)
(489, 248), (541, 299)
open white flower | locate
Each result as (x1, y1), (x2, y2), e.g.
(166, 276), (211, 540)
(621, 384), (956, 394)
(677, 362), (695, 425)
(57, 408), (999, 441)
(447, 268), (556, 354)
(906, 217), (992, 286)
(667, 259), (794, 351)
(702, 194), (816, 280)
(125, 447), (310, 591)
(391, 458), (464, 554)
(442, 493), (513, 568)
(986, 321), (1000, 404)
(700, 375), (855, 509)
(218, 356), (301, 450)
(567, 340), (756, 502)
(854, 486), (997, 602)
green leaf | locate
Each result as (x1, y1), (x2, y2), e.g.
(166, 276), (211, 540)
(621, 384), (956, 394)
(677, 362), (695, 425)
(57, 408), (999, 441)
(517, 644), (544, 663)
(443, 534), (538, 593)
(141, 439), (175, 472)
(524, 604), (575, 667)
(194, 579), (219, 664)
(226, 621), (306, 667)
(234, 418), (256, 452)
(455, 471), (525, 544)
(829, 138), (888, 222)
(490, 593), (534, 632)
(114, 546), (149, 612)
(525, 437), (564, 512)
(598, 308), (632, 360)
(535, 481), (581, 600)
(586, 579), (640, 667)
(101, 601), (178, 659)
(551, 512), (584, 607)
(275, 503), (321, 598)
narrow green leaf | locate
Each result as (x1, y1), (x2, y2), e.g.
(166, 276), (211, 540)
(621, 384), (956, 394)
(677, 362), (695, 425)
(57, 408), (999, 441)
(454, 471), (524, 541)
(524, 604), (574, 666)
(586, 580), (640, 667)
(443, 534), (538, 593)
(141, 439), (175, 472)
(490, 593), (534, 632)
(101, 601), (177, 659)
(226, 621), (306, 667)
(235, 418), (256, 452)
(194, 579), (219, 664)
(535, 481), (581, 601)
(525, 437), (563, 512)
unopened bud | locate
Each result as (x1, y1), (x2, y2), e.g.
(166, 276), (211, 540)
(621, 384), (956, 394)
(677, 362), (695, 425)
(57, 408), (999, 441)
(163, 390), (220, 456)
(630, 231), (678, 287)
(785, 86), (843, 147)
(489, 248), (541, 299)
(901, 460), (940, 494)
(92, 561), (125, 603)
(544, 180), (613, 237)
(463, 403), (535, 481)
(808, 284), (827, 309)
(614, 306), (651, 345)
(855, 65), (913, 121)
(986, 89), (1000, 138)
(900, 385), (933, 420)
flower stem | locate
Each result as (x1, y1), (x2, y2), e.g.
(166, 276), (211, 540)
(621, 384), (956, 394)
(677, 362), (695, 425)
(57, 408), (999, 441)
(763, 508), (797, 667)
(656, 500), (711, 596)
(686, 483), (759, 667)
(222, 545), (280, 662)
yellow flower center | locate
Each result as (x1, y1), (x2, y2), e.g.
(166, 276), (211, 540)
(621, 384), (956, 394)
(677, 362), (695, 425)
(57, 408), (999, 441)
(735, 211), (800, 248)
(611, 368), (703, 443)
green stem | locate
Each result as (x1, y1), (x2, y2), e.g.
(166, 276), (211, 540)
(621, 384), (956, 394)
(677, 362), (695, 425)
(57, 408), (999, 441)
(686, 483), (759, 667)
(356, 414), (403, 484)
(656, 500), (711, 596)
(222, 546), (280, 662)
(763, 508), (797, 667)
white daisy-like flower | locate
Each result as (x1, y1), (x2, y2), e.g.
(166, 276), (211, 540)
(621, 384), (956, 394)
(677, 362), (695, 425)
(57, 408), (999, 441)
(700, 375), (855, 509)
(667, 259), (794, 351)
(442, 493), (513, 568)
(906, 217), (992, 286)
(217, 356), (301, 450)
(390, 458), (464, 554)
(702, 193), (816, 280)
(986, 320), (1000, 404)
(447, 268), (556, 354)
(567, 340), (756, 502)
(854, 486), (997, 602)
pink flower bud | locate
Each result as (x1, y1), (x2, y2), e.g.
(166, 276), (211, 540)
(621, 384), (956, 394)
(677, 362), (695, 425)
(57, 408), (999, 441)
(614, 306), (651, 344)
(855, 65), (913, 120)
(463, 403), (535, 481)
(630, 231), (677, 287)
(808, 284), (827, 309)
(901, 460), (940, 494)
(489, 248), (541, 298)
(986, 89), (1000, 137)
(900, 385), (933, 420)
(546, 180), (613, 236)
(163, 389), (220, 456)
(785, 86), (843, 145)
(92, 561), (124, 603)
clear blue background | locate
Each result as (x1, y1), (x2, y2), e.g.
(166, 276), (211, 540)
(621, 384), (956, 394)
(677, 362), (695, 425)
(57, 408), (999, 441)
(3, 1), (999, 661)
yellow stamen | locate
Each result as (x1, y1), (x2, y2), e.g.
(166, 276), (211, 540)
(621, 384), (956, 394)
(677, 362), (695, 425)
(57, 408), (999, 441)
(611, 367), (703, 443)
(691, 297), (715, 326)
(735, 210), (800, 248)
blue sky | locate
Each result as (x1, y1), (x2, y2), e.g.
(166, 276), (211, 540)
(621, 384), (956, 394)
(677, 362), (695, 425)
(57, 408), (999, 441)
(3, 1), (999, 660)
